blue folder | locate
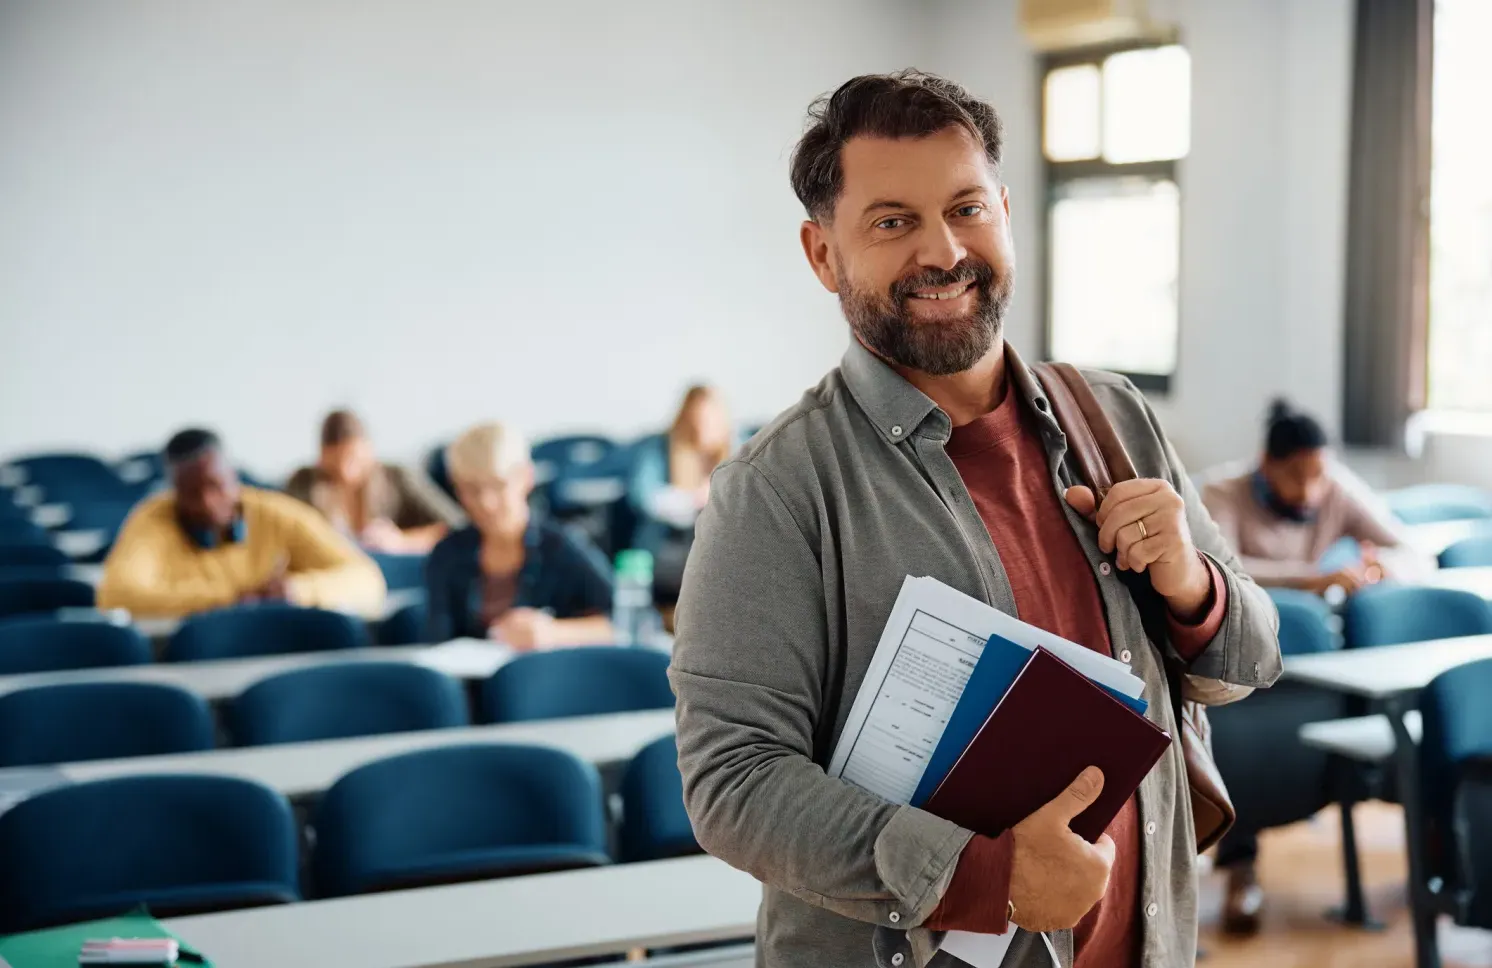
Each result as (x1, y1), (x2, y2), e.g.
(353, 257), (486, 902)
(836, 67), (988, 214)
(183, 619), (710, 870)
(909, 634), (1148, 807)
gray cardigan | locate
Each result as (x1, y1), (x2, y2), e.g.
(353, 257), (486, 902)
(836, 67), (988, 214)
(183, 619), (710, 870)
(669, 341), (1281, 968)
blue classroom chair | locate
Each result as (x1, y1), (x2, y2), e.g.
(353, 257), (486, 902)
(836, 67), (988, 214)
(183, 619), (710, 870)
(618, 735), (700, 863)
(0, 543), (70, 571)
(480, 646), (673, 723)
(228, 662), (467, 747)
(0, 577), (94, 621)
(1343, 585), (1492, 650)
(0, 775), (299, 932)
(310, 744), (609, 898)
(377, 600), (428, 646)
(1441, 537), (1492, 570)
(0, 519), (52, 547)
(0, 682), (215, 768)
(6, 454), (122, 497)
(1419, 658), (1492, 929)
(0, 616), (151, 675)
(370, 552), (427, 592)
(1385, 484), (1492, 525)
(165, 604), (366, 663)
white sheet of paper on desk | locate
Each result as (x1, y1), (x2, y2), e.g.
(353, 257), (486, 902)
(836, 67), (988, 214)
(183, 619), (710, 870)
(826, 576), (1134, 968)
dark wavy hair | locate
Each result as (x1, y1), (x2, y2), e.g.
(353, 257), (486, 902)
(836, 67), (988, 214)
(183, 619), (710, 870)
(1264, 399), (1327, 459)
(789, 70), (1004, 222)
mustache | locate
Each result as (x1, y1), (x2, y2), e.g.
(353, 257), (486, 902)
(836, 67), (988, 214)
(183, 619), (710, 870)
(889, 258), (996, 302)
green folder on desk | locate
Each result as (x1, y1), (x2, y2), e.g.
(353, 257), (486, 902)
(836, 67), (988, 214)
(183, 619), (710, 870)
(0, 909), (211, 968)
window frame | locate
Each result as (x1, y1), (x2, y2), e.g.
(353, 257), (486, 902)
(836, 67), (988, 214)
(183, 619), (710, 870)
(1039, 39), (1186, 395)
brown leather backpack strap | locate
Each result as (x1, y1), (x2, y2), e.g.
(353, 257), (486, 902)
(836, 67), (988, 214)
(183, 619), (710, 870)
(1032, 362), (1115, 500)
(1046, 362), (1139, 484)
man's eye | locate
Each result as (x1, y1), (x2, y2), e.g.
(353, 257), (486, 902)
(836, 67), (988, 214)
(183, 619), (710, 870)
(955, 204), (984, 217)
(876, 217), (908, 230)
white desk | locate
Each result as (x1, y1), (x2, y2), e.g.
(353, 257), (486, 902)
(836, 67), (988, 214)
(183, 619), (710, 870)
(1406, 519), (1492, 558)
(165, 856), (759, 968)
(1282, 633), (1492, 700)
(1423, 566), (1492, 602)
(52, 709), (676, 799)
(0, 639), (512, 701)
(1299, 711), (1423, 762)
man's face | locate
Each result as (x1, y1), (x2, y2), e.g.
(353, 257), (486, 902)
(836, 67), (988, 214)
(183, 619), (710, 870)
(800, 126), (1016, 375)
(173, 451), (241, 535)
(1263, 448), (1330, 512)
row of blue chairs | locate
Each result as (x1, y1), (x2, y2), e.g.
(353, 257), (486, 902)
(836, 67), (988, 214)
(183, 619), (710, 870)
(0, 648), (675, 768)
(0, 735), (697, 933)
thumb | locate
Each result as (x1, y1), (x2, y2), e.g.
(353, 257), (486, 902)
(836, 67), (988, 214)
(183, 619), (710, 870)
(1043, 765), (1105, 824)
(1065, 485), (1098, 520)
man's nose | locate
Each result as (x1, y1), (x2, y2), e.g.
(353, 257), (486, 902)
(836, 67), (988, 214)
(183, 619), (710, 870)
(915, 219), (967, 271)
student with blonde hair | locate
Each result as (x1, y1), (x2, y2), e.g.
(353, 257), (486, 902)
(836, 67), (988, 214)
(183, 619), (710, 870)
(424, 421), (615, 649)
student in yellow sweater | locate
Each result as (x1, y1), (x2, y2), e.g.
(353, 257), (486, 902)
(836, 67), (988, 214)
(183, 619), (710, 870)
(98, 428), (387, 619)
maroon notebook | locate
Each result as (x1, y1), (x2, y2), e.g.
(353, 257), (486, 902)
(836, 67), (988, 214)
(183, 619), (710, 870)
(923, 646), (1171, 843)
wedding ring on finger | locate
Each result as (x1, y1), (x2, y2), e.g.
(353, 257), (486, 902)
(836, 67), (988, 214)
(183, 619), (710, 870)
(1136, 518), (1149, 541)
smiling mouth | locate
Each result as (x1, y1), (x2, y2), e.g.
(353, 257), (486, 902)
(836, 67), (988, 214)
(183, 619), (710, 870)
(908, 282), (975, 301)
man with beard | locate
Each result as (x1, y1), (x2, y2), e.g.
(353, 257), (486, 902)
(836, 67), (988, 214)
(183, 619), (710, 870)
(669, 71), (1281, 968)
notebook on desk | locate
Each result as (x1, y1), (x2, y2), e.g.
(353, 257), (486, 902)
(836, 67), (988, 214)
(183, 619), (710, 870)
(923, 646), (1171, 843)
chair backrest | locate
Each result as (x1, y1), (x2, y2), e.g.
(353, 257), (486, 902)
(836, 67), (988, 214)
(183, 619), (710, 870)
(377, 600), (428, 646)
(0, 616), (151, 675)
(165, 604), (366, 662)
(310, 744), (608, 898)
(370, 553), (427, 592)
(0, 519), (51, 547)
(1441, 537), (1492, 570)
(1343, 584), (1492, 649)
(424, 444), (455, 501)
(480, 646), (673, 723)
(0, 543), (69, 570)
(1386, 484), (1492, 525)
(228, 662), (467, 746)
(1265, 587), (1341, 655)
(533, 436), (628, 516)
(1420, 659), (1492, 898)
(58, 499), (136, 535)
(618, 735), (700, 863)
(0, 681), (215, 768)
(0, 577), (95, 621)
(0, 774), (299, 932)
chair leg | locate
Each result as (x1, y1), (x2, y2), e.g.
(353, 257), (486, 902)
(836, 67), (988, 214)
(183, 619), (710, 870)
(1329, 796), (1386, 929)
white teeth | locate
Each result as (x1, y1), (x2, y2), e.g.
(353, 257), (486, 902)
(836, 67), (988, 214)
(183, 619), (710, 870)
(913, 286), (969, 300)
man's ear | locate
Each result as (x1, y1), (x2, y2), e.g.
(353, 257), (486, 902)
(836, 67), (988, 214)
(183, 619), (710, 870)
(800, 220), (839, 294)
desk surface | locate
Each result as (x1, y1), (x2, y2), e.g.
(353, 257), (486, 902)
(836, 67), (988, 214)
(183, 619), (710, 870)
(1282, 634), (1492, 699)
(165, 855), (759, 968)
(1405, 519), (1492, 558)
(1422, 566), (1492, 601)
(0, 639), (511, 701)
(1298, 711), (1423, 762)
(52, 708), (675, 798)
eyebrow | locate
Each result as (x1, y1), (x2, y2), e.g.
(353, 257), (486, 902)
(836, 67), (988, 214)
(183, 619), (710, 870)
(860, 185), (989, 218)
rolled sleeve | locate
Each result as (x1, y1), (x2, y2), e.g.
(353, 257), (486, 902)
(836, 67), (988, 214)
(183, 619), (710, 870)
(671, 460), (971, 933)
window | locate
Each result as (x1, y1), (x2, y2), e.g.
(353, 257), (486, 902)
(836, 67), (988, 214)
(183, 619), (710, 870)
(1427, 0), (1492, 412)
(1042, 43), (1190, 392)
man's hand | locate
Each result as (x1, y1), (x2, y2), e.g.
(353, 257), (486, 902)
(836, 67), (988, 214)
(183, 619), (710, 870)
(490, 608), (555, 651)
(1303, 567), (1368, 598)
(240, 559), (290, 605)
(1066, 480), (1212, 619)
(1008, 766), (1117, 932)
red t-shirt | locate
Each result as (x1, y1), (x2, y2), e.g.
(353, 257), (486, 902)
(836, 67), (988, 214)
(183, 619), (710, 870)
(924, 382), (1223, 968)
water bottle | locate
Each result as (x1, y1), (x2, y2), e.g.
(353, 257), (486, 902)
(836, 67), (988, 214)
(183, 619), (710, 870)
(612, 549), (656, 647)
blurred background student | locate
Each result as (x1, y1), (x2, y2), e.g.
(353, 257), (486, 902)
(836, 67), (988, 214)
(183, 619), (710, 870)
(628, 385), (735, 608)
(1202, 400), (1425, 598)
(425, 421), (615, 649)
(99, 428), (387, 618)
(285, 410), (462, 554)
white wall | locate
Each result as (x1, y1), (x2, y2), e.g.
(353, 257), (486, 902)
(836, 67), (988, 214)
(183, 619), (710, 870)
(0, 0), (921, 475)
